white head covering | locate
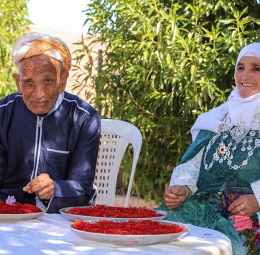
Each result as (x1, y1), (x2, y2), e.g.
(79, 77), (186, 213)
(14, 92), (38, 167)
(12, 32), (71, 72)
(191, 42), (260, 141)
(235, 42), (260, 69)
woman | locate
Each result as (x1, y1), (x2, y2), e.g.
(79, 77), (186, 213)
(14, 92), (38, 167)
(157, 43), (260, 255)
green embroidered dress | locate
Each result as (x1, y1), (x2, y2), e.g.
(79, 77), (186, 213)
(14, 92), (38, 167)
(157, 127), (260, 255)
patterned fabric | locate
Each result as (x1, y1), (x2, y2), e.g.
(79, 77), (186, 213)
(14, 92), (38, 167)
(157, 127), (260, 255)
(12, 32), (71, 72)
(169, 148), (203, 194)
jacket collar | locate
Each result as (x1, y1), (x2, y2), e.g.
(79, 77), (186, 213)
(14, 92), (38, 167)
(47, 92), (64, 115)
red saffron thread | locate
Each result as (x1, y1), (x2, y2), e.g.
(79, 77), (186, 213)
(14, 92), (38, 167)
(72, 220), (184, 235)
(68, 205), (164, 218)
(0, 201), (41, 214)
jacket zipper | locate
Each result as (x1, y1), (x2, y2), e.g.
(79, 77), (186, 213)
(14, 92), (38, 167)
(38, 117), (43, 128)
(31, 116), (44, 180)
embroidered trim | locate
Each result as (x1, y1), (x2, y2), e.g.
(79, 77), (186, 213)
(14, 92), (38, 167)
(204, 112), (260, 171)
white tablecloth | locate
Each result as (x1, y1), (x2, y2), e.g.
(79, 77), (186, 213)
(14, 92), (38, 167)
(0, 213), (233, 255)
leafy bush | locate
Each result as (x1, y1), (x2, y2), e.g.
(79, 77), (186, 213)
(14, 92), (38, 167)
(73, 0), (260, 203)
(0, 0), (31, 98)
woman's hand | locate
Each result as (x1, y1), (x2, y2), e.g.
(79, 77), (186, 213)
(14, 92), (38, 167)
(23, 173), (54, 200)
(228, 194), (260, 217)
(164, 185), (191, 210)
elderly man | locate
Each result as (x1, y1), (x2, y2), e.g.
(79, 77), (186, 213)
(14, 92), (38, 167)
(0, 32), (101, 213)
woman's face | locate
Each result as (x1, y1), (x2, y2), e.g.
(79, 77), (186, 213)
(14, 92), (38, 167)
(234, 56), (260, 98)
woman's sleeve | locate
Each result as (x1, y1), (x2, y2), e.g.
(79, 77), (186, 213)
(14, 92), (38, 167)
(169, 148), (203, 195)
(250, 181), (260, 208)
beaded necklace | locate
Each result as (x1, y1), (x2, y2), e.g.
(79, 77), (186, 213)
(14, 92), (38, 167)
(203, 112), (260, 171)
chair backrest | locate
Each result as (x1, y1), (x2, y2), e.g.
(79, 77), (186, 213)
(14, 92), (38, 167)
(94, 119), (142, 207)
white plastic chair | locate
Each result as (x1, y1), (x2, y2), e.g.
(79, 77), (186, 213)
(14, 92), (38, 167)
(94, 119), (142, 207)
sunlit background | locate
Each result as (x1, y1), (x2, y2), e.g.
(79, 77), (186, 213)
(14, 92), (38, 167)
(28, 0), (90, 32)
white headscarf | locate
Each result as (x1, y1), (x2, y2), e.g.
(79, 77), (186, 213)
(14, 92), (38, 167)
(12, 32), (71, 72)
(191, 43), (260, 141)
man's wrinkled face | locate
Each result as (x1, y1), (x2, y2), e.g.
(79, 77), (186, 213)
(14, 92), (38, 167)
(13, 55), (68, 115)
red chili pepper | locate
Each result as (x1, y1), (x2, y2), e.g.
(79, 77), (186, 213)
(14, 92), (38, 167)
(72, 219), (184, 235)
(68, 205), (164, 218)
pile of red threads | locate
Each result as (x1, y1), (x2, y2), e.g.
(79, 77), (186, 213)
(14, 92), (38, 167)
(0, 199), (41, 214)
(68, 204), (165, 218)
(72, 219), (184, 235)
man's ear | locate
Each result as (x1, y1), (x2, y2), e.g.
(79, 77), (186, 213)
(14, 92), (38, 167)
(12, 73), (22, 93)
(59, 72), (69, 93)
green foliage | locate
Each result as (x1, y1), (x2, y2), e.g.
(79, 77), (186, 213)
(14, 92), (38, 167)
(73, 0), (260, 203)
(0, 0), (31, 98)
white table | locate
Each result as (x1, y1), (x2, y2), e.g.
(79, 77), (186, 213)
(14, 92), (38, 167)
(0, 213), (233, 255)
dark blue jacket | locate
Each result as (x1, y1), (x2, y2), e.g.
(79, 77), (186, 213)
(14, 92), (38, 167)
(0, 91), (100, 213)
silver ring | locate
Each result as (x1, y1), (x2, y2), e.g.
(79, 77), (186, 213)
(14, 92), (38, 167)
(240, 204), (245, 211)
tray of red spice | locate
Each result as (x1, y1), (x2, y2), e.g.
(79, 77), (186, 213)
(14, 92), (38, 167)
(71, 219), (189, 245)
(0, 199), (45, 221)
(59, 204), (167, 221)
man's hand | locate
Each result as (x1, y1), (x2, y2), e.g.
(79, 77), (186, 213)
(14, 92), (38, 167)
(228, 194), (260, 217)
(23, 173), (54, 200)
(164, 185), (190, 210)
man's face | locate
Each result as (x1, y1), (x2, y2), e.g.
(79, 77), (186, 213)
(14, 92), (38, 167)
(13, 55), (68, 115)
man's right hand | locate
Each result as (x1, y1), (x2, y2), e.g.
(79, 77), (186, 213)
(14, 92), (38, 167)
(23, 173), (54, 200)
